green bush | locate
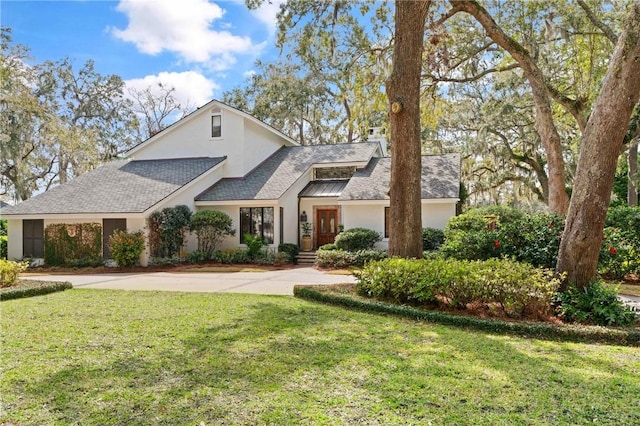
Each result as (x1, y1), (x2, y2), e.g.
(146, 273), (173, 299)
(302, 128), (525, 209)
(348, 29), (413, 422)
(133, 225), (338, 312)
(334, 227), (381, 252)
(439, 214), (498, 260)
(316, 249), (387, 268)
(187, 250), (210, 264)
(210, 249), (251, 264)
(1, 280), (72, 301)
(469, 205), (527, 224)
(318, 243), (337, 251)
(355, 258), (561, 318)
(109, 230), (145, 268)
(243, 234), (267, 259)
(44, 223), (103, 266)
(190, 210), (235, 255)
(278, 243), (299, 263)
(422, 227), (445, 251)
(0, 235), (7, 260)
(0, 259), (28, 287)
(148, 205), (192, 258)
(556, 280), (637, 327)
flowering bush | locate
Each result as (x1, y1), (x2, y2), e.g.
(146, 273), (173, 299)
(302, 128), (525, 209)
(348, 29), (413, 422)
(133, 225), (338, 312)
(109, 230), (145, 267)
(0, 259), (28, 287)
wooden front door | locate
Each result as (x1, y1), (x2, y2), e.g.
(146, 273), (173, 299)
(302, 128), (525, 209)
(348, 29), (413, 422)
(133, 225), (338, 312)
(316, 209), (339, 248)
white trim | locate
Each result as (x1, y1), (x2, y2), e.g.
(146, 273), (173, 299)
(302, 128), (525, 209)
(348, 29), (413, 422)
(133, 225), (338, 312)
(195, 199), (279, 207)
(338, 198), (458, 206)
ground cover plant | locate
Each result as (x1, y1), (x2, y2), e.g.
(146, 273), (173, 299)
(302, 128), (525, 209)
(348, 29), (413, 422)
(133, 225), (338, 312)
(2, 290), (640, 425)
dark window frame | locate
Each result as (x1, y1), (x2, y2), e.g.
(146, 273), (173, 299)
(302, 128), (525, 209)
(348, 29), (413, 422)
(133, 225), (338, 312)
(384, 207), (390, 239)
(211, 114), (222, 138)
(240, 207), (274, 244)
(23, 219), (44, 258)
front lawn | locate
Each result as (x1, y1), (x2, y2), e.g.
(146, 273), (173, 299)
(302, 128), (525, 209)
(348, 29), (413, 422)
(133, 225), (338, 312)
(2, 290), (639, 425)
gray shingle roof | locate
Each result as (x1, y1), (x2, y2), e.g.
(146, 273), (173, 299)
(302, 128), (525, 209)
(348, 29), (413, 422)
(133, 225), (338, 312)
(197, 143), (379, 201)
(2, 157), (225, 215)
(339, 154), (460, 200)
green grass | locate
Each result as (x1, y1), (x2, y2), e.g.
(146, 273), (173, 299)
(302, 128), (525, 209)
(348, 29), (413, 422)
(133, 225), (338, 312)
(2, 290), (639, 425)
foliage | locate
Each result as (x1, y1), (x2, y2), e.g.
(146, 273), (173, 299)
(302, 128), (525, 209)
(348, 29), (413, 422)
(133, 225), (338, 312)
(210, 249), (251, 264)
(186, 250), (210, 264)
(355, 258), (561, 318)
(148, 205), (192, 258)
(243, 233), (267, 259)
(439, 214), (497, 260)
(334, 227), (381, 252)
(1, 29), (139, 200)
(0, 220), (6, 259)
(278, 243), (299, 263)
(0, 279), (72, 301)
(421, 227), (445, 251)
(316, 249), (387, 269)
(556, 281), (637, 327)
(300, 222), (312, 237)
(0, 259), (28, 287)
(189, 210), (235, 255)
(108, 230), (145, 268)
(318, 243), (337, 251)
(43, 223), (102, 266)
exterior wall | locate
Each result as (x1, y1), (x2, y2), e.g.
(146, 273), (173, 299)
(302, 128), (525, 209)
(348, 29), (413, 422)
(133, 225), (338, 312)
(280, 169), (315, 246)
(341, 200), (457, 251)
(299, 198), (342, 248)
(129, 107), (286, 178)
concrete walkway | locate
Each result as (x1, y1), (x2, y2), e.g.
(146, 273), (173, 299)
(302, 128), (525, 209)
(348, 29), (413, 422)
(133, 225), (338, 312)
(24, 267), (356, 296)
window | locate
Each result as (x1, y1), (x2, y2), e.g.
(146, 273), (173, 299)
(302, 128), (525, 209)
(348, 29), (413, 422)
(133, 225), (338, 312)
(23, 219), (44, 258)
(384, 207), (390, 238)
(240, 207), (274, 244)
(279, 207), (284, 245)
(211, 114), (222, 138)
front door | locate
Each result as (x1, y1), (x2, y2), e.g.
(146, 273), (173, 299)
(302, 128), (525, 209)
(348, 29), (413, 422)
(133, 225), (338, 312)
(316, 209), (339, 248)
(103, 218), (127, 259)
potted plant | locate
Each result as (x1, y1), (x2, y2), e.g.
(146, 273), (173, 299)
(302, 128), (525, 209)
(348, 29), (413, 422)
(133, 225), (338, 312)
(301, 222), (313, 252)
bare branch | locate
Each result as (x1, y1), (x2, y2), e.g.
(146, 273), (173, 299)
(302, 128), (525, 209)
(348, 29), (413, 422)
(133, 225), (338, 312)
(423, 62), (519, 83)
(576, 0), (618, 44)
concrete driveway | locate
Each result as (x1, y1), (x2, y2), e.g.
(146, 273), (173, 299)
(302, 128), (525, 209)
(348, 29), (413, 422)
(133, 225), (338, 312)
(24, 266), (356, 296)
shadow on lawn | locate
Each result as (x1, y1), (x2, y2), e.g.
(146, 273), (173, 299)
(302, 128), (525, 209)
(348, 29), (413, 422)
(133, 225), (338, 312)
(24, 300), (640, 425)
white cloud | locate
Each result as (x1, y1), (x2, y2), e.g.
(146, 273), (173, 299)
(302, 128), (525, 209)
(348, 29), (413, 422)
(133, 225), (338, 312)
(248, 0), (286, 36)
(125, 71), (219, 108)
(110, 0), (258, 67)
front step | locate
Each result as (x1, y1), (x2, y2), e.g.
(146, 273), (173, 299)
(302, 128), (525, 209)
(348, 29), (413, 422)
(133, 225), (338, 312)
(296, 251), (317, 265)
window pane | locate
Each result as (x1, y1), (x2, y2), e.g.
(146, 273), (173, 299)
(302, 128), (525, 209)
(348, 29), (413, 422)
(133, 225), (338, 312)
(240, 208), (251, 243)
(262, 207), (274, 244)
(252, 208), (263, 239)
(211, 115), (221, 138)
(385, 207), (390, 238)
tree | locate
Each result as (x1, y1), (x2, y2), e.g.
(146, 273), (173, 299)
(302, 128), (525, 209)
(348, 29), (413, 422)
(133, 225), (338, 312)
(556, 1), (640, 289)
(128, 82), (192, 141)
(386, 0), (432, 258)
(190, 210), (236, 255)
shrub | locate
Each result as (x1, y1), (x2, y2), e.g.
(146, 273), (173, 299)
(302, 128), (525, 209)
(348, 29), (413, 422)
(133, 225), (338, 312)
(355, 257), (561, 318)
(109, 230), (145, 268)
(244, 234), (267, 259)
(211, 249), (251, 264)
(1, 280), (72, 300)
(44, 223), (102, 266)
(187, 250), (210, 264)
(316, 249), (387, 268)
(556, 280), (637, 327)
(469, 205), (527, 224)
(422, 227), (445, 251)
(278, 243), (299, 263)
(318, 243), (337, 251)
(190, 210), (235, 255)
(148, 205), (192, 258)
(599, 227), (639, 278)
(439, 214), (497, 260)
(334, 227), (381, 251)
(0, 259), (28, 287)
(0, 235), (7, 260)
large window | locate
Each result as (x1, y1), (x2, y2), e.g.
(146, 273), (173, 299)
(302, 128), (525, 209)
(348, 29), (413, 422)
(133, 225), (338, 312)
(240, 207), (274, 244)
(23, 219), (44, 258)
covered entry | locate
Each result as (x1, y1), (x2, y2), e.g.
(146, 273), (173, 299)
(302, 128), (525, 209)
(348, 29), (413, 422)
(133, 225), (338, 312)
(299, 180), (346, 249)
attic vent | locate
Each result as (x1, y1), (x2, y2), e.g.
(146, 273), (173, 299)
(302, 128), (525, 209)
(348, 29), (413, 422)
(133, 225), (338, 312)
(211, 106), (222, 114)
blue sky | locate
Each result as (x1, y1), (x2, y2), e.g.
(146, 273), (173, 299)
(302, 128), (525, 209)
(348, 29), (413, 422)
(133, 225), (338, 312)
(2, 0), (285, 108)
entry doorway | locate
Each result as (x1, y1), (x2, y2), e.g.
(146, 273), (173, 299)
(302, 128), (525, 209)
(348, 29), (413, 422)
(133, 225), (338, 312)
(103, 219), (127, 259)
(316, 208), (339, 248)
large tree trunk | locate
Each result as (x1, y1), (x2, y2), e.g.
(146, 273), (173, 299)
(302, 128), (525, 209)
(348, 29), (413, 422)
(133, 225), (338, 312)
(556, 1), (640, 289)
(455, 0), (570, 215)
(386, 0), (431, 258)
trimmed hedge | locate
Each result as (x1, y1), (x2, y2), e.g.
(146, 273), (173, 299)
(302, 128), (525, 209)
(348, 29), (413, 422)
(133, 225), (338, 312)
(1, 280), (73, 301)
(293, 285), (640, 347)
(44, 223), (103, 266)
(316, 249), (387, 268)
(334, 228), (381, 251)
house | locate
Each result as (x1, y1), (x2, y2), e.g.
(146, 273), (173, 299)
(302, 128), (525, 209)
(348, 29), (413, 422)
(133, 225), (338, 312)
(2, 100), (460, 265)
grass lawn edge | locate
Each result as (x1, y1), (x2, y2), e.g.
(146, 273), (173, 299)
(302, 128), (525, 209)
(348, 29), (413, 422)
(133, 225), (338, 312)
(0, 279), (73, 301)
(294, 284), (640, 347)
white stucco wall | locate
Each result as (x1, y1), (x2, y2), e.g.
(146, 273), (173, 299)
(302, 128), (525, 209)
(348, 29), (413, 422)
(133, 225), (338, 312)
(129, 106), (287, 178)
(6, 219), (22, 261)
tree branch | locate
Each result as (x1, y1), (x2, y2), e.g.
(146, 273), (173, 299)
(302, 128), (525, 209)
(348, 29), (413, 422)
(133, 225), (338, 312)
(424, 62), (519, 83)
(576, 0), (618, 44)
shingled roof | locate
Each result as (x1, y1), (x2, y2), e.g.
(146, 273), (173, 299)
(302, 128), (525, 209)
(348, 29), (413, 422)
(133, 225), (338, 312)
(2, 157), (226, 215)
(339, 154), (460, 201)
(197, 143), (379, 201)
